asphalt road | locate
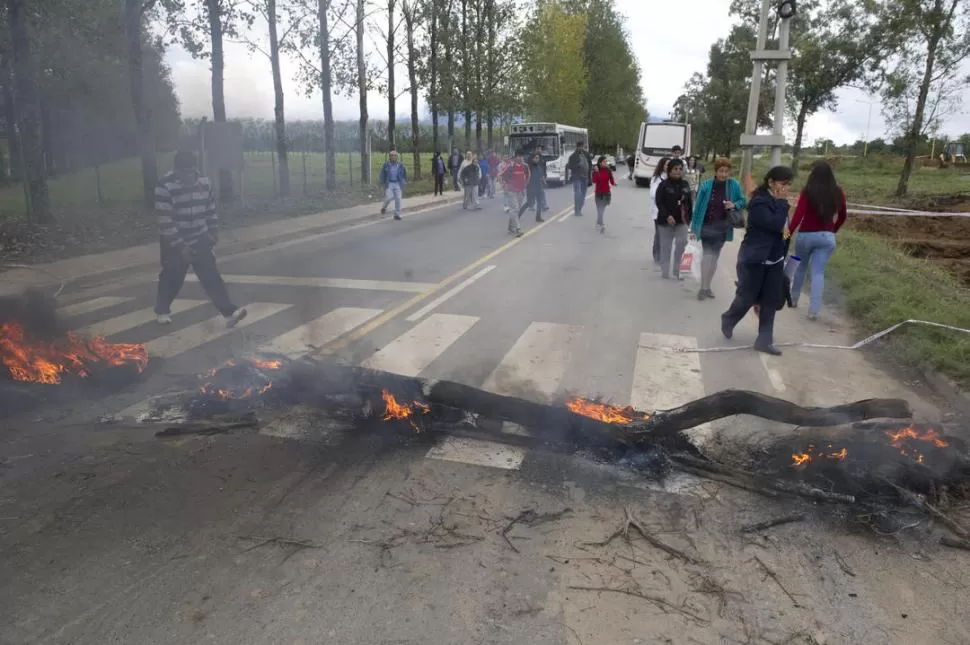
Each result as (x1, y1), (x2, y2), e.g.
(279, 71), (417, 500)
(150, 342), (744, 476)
(3, 169), (967, 645)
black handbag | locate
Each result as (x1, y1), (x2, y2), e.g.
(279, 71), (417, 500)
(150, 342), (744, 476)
(727, 206), (745, 228)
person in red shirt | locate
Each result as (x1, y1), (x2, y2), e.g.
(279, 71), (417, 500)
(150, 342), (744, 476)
(591, 155), (616, 234)
(789, 160), (847, 320)
(501, 150), (530, 237)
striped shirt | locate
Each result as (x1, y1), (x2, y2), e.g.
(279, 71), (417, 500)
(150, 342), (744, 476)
(155, 171), (218, 247)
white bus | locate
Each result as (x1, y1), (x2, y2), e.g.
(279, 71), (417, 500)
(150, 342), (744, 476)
(507, 122), (588, 186)
(632, 121), (692, 187)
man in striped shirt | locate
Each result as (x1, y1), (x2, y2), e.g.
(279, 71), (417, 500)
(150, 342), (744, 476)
(154, 150), (247, 327)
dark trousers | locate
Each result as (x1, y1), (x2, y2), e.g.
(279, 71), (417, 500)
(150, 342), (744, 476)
(433, 173), (445, 195)
(652, 223), (661, 263)
(451, 170), (460, 191)
(518, 186), (541, 219)
(155, 240), (236, 317)
(722, 262), (784, 346)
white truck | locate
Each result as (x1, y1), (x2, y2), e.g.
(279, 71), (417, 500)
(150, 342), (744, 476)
(632, 121), (692, 187)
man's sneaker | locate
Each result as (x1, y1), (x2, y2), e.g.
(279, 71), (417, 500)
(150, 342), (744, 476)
(515, 229), (524, 237)
(380, 206), (387, 214)
(394, 214), (402, 220)
(156, 314), (172, 325)
(224, 308), (248, 328)
(504, 206), (510, 213)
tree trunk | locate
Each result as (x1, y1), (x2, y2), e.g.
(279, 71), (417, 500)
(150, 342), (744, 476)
(318, 0), (336, 191)
(3, 61), (22, 182)
(356, 0), (370, 183)
(461, 0), (471, 151)
(791, 102), (809, 177)
(896, 31), (944, 197)
(429, 0), (439, 154)
(386, 0), (397, 151)
(403, 4), (420, 179)
(444, 10), (455, 153)
(7, 0), (50, 222)
(267, 0), (290, 196)
(206, 0), (233, 200)
(485, 0), (494, 149)
(39, 99), (52, 177)
(473, 0), (483, 151)
(125, 0), (157, 209)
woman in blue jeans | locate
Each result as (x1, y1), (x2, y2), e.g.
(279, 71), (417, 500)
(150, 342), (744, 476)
(789, 161), (848, 320)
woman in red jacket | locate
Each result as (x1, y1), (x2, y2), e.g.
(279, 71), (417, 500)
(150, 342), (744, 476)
(592, 156), (616, 234)
(790, 160), (848, 320)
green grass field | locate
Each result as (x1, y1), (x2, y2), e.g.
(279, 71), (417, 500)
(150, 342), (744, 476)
(828, 229), (970, 388)
(0, 151), (441, 219)
(746, 154), (970, 208)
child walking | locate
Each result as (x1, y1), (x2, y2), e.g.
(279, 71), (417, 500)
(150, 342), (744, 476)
(591, 155), (616, 234)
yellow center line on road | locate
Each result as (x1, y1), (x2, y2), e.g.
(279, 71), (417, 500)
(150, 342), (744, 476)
(316, 201), (576, 356)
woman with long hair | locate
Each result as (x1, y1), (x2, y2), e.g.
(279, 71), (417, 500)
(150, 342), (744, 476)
(721, 165), (795, 356)
(690, 157), (746, 300)
(650, 157), (670, 265)
(592, 155), (616, 234)
(790, 160), (847, 320)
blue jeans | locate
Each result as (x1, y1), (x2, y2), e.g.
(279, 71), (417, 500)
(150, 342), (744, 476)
(572, 178), (588, 215)
(792, 231), (837, 314)
(383, 183), (403, 217)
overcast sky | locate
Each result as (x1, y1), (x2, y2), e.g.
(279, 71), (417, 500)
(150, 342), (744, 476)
(166, 0), (970, 145)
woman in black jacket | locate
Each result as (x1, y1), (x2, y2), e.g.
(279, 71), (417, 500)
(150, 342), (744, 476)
(720, 165), (794, 356)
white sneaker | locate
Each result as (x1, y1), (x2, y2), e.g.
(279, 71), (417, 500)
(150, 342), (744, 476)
(224, 308), (248, 328)
(156, 314), (172, 325)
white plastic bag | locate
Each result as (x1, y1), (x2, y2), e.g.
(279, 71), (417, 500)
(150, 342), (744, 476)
(680, 236), (702, 281)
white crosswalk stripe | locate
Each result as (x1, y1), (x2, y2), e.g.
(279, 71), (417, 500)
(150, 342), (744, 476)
(145, 303), (290, 358)
(360, 313), (479, 377)
(258, 307), (384, 359)
(79, 300), (208, 338)
(58, 296), (132, 318)
(184, 274), (435, 292)
(631, 332), (710, 446)
(482, 322), (583, 402)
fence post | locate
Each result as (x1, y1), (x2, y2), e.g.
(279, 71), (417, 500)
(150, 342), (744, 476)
(348, 149), (353, 185)
(302, 147), (308, 195)
(271, 149), (277, 196)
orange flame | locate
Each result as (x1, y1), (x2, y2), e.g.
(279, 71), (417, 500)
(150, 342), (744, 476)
(0, 321), (148, 384)
(198, 357), (281, 401)
(381, 389), (431, 431)
(566, 397), (649, 425)
(791, 444), (848, 466)
(885, 426), (949, 449)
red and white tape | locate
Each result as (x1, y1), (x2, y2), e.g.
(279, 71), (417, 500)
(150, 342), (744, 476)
(846, 203), (970, 218)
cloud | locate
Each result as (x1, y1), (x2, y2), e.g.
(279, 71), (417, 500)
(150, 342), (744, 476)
(166, 3), (970, 143)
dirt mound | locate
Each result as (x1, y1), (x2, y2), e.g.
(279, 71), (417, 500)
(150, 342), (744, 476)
(846, 213), (970, 285)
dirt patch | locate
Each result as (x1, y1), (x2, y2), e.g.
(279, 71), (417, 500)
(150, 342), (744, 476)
(846, 212), (970, 286)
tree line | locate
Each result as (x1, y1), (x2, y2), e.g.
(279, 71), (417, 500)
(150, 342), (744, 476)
(0, 0), (645, 223)
(672, 0), (970, 196)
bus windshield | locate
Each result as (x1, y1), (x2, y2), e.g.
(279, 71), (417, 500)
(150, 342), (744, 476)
(508, 134), (560, 157)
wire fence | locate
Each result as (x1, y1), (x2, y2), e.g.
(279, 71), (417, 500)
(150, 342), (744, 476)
(0, 148), (440, 220)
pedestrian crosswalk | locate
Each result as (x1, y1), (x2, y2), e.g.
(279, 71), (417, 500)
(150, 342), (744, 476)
(56, 294), (786, 470)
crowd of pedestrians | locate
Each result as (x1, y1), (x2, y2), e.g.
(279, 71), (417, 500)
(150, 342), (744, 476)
(366, 143), (847, 357)
(643, 148), (846, 356)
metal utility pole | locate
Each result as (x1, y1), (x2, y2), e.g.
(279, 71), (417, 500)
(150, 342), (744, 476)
(740, 0), (796, 177)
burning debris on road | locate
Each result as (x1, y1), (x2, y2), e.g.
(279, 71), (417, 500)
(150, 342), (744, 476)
(131, 353), (970, 545)
(0, 290), (148, 392)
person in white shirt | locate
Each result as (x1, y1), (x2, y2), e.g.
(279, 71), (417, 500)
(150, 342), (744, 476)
(650, 157), (670, 265)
